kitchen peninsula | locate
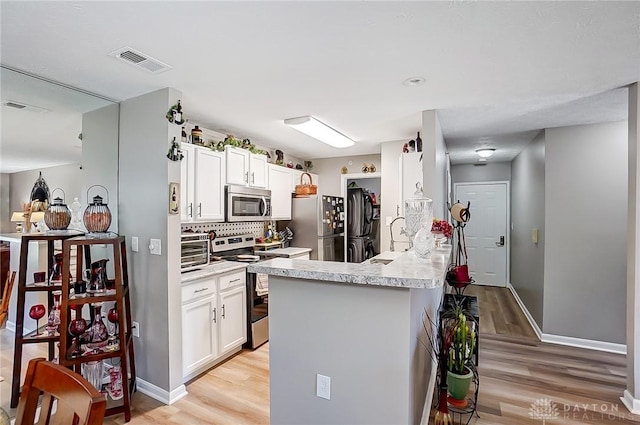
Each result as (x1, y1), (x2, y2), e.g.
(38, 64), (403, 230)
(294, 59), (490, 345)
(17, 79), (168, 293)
(248, 249), (450, 425)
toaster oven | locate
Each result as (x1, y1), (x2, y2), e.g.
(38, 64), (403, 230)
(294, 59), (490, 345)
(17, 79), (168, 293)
(181, 233), (210, 272)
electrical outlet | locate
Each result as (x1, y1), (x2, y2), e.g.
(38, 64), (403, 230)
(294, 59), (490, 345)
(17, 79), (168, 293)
(132, 321), (140, 338)
(131, 236), (139, 252)
(316, 374), (331, 400)
(149, 238), (161, 255)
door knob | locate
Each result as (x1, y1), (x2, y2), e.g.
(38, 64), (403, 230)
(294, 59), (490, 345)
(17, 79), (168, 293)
(495, 236), (505, 247)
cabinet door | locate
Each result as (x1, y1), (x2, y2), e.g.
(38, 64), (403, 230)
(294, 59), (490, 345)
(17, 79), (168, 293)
(249, 154), (268, 188)
(400, 152), (423, 216)
(225, 147), (249, 186)
(180, 144), (196, 221)
(219, 285), (247, 354)
(195, 150), (225, 221)
(182, 294), (218, 377)
(268, 165), (292, 220)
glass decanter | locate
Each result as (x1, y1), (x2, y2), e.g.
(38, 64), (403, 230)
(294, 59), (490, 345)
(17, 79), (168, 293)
(413, 217), (434, 259)
(87, 302), (108, 352)
(404, 183), (433, 250)
(45, 290), (62, 336)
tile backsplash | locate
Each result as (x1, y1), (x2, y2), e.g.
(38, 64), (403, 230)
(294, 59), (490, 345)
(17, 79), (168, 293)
(181, 222), (265, 238)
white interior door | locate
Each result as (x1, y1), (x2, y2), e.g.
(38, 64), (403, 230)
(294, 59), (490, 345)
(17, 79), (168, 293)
(454, 182), (508, 287)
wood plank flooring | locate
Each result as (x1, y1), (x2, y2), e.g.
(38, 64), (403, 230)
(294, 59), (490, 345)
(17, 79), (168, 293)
(3, 284), (640, 424)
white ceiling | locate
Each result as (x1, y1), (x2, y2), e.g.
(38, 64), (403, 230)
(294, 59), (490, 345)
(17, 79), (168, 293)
(1, 1), (639, 173)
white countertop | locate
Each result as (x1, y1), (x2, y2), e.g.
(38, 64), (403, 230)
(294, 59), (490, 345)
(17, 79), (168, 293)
(247, 248), (451, 289)
(181, 261), (248, 283)
(254, 247), (312, 258)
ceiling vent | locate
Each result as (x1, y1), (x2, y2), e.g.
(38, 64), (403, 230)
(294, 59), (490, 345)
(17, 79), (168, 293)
(2, 100), (49, 113)
(109, 46), (172, 74)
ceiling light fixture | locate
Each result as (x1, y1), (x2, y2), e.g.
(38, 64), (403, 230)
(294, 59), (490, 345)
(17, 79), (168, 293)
(403, 77), (426, 86)
(284, 116), (354, 148)
(475, 148), (496, 158)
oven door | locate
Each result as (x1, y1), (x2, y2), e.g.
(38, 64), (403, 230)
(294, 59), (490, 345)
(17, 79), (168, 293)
(226, 185), (271, 222)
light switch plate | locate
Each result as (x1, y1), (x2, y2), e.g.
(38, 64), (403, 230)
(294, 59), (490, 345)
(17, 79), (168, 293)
(316, 374), (331, 400)
(131, 236), (139, 252)
(149, 238), (161, 255)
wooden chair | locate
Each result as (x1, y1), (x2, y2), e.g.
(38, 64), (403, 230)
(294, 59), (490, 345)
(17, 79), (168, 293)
(0, 271), (16, 328)
(15, 358), (106, 425)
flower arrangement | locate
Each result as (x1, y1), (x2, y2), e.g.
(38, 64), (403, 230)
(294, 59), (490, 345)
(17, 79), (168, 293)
(432, 218), (453, 239)
(446, 312), (476, 375)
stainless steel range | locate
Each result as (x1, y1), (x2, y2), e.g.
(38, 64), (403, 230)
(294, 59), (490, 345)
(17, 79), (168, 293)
(210, 233), (269, 349)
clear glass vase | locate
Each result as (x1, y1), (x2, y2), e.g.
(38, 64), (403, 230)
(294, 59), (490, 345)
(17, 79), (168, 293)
(82, 360), (103, 392)
(404, 184), (433, 249)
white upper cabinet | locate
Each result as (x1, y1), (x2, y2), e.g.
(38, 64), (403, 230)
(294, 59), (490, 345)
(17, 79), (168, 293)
(225, 146), (250, 186)
(249, 154), (268, 188)
(195, 150), (225, 221)
(268, 164), (293, 220)
(181, 145), (225, 222)
(225, 146), (267, 188)
(399, 152), (423, 216)
(180, 144), (196, 221)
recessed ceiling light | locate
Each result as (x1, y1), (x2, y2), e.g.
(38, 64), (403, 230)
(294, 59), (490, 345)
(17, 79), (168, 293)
(403, 77), (426, 86)
(475, 148), (496, 158)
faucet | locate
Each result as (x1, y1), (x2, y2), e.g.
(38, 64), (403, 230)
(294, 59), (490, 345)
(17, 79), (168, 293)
(389, 216), (406, 252)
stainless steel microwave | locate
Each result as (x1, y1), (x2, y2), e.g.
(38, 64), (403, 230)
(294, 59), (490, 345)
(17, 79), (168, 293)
(225, 185), (271, 222)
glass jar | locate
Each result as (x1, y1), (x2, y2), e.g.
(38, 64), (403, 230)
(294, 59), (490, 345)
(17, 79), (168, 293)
(45, 290), (62, 335)
(413, 218), (434, 259)
(44, 189), (72, 231)
(82, 361), (103, 392)
(404, 183), (433, 248)
(83, 185), (111, 233)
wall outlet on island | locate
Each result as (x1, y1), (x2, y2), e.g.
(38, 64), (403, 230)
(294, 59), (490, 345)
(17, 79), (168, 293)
(132, 321), (140, 338)
(316, 374), (331, 400)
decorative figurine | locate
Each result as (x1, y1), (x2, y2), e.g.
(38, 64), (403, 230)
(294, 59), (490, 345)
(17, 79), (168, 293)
(275, 150), (284, 165)
(166, 137), (183, 161)
(304, 160), (313, 171)
(341, 166), (348, 174)
(166, 100), (186, 125)
(295, 163), (303, 170)
(242, 138), (252, 149)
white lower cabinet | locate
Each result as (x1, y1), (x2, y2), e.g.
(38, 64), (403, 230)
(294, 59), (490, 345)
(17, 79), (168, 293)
(182, 293), (218, 377)
(182, 270), (247, 381)
(219, 285), (247, 354)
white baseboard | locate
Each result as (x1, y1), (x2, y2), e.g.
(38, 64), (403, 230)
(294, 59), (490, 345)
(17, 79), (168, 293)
(506, 283), (542, 340)
(541, 333), (626, 354)
(137, 378), (188, 405)
(507, 283), (626, 354)
(621, 390), (640, 414)
(419, 355), (439, 425)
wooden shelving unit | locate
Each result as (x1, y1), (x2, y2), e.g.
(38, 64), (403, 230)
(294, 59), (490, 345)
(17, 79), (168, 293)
(59, 234), (136, 422)
(9, 230), (84, 408)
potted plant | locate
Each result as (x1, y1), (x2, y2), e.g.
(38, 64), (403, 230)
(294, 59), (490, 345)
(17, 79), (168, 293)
(443, 309), (477, 401)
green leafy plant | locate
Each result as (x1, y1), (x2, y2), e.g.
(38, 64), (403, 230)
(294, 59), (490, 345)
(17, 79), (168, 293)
(444, 311), (476, 374)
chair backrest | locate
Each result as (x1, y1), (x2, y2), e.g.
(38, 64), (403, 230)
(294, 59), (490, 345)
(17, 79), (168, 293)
(15, 358), (106, 425)
(0, 270), (16, 328)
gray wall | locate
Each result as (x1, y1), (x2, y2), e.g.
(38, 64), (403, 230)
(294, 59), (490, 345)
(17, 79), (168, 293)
(451, 162), (512, 185)
(544, 121), (628, 343)
(118, 88), (183, 394)
(311, 153), (381, 196)
(82, 103), (120, 233)
(269, 276), (441, 425)
(1, 173), (11, 233)
(510, 131), (545, 326)
(422, 110), (447, 219)
(9, 164), (82, 221)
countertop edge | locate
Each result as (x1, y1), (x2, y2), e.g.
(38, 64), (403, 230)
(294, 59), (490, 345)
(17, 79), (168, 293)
(181, 261), (248, 283)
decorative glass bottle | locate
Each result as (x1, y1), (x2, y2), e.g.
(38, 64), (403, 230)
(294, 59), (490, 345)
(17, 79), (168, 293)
(87, 302), (108, 351)
(45, 290), (62, 336)
(413, 217), (434, 259)
(404, 183), (433, 249)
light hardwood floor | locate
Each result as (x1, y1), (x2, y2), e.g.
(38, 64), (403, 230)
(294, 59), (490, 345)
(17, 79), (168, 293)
(3, 284), (640, 424)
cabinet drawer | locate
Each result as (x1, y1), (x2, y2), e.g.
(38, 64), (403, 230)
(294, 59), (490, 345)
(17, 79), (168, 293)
(219, 271), (245, 291)
(182, 279), (215, 303)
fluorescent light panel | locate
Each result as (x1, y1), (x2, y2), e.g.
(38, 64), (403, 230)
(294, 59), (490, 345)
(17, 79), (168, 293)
(284, 116), (354, 148)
